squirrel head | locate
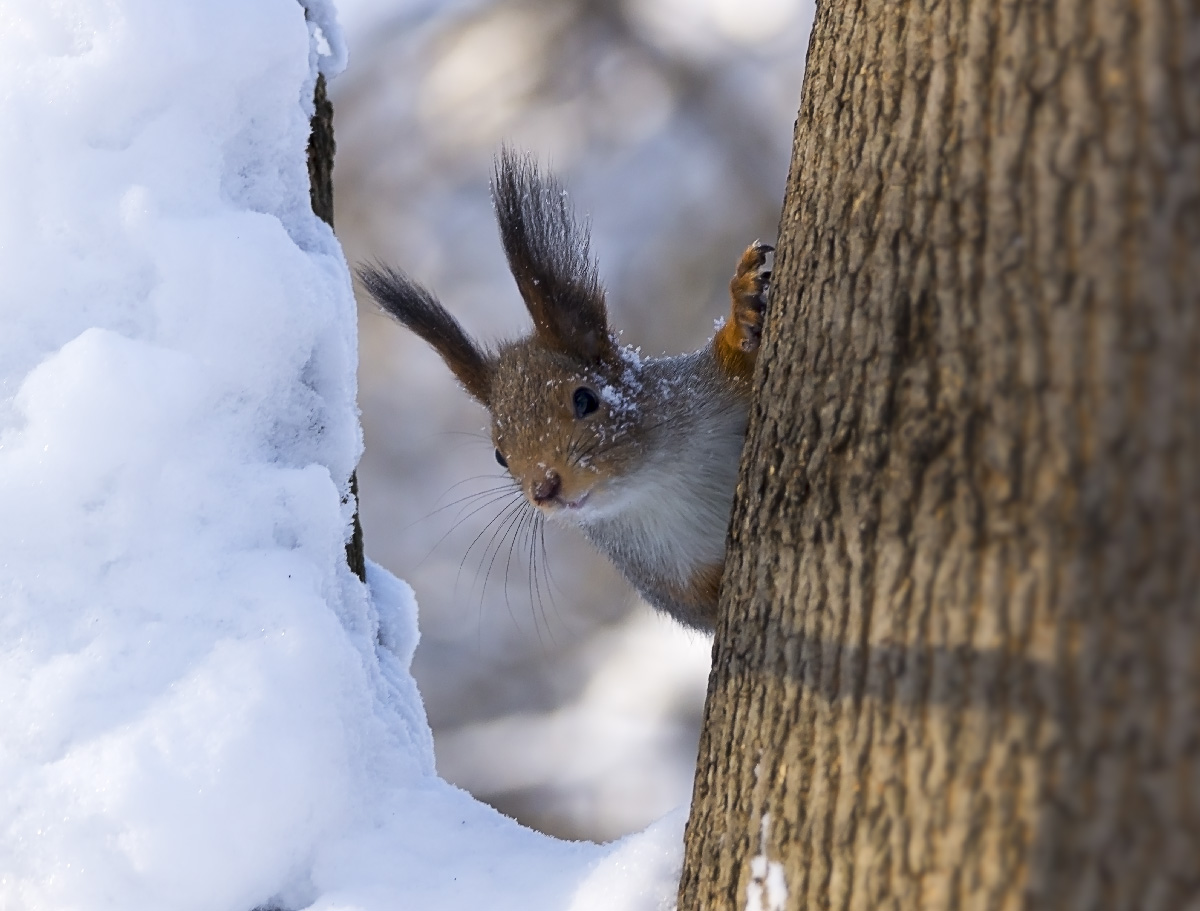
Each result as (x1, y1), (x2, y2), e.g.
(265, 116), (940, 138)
(359, 149), (650, 525)
(487, 334), (648, 524)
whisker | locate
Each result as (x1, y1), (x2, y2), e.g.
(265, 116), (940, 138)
(437, 472), (513, 501)
(458, 495), (525, 642)
(475, 498), (533, 631)
(411, 488), (521, 570)
(456, 496), (526, 592)
(511, 508), (546, 648)
(418, 430), (496, 457)
(437, 429), (492, 441)
(456, 495), (527, 630)
(401, 481), (517, 532)
(537, 517), (565, 599)
(526, 514), (545, 647)
(441, 484), (516, 520)
(528, 513), (558, 648)
(539, 518), (570, 636)
(446, 486), (523, 526)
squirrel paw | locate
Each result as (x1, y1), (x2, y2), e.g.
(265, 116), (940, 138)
(728, 241), (773, 353)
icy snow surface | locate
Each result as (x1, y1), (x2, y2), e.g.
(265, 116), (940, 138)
(0, 1), (683, 908)
(745, 815), (787, 911)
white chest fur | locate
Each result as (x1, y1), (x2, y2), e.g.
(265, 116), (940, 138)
(575, 390), (747, 586)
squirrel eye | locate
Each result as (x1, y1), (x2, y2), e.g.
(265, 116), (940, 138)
(572, 386), (600, 419)
(494, 449), (508, 469)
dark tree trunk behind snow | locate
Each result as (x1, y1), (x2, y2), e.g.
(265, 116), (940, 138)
(307, 71), (366, 583)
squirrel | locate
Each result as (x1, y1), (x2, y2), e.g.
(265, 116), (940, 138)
(358, 150), (771, 632)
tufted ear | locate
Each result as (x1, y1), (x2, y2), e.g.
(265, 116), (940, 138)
(357, 263), (494, 404)
(492, 148), (613, 362)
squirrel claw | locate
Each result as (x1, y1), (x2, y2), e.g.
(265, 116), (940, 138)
(714, 240), (773, 378)
(728, 241), (773, 354)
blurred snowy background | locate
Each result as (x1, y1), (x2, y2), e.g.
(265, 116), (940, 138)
(332, 0), (813, 841)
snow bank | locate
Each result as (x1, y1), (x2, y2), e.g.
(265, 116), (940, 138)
(0, 1), (683, 909)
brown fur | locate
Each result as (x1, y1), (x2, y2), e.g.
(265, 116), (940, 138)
(661, 562), (725, 629)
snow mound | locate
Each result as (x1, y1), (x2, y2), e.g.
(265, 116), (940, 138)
(0, 1), (684, 909)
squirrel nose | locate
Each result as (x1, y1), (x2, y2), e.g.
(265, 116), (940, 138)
(530, 471), (561, 505)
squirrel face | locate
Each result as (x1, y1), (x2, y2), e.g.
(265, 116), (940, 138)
(488, 341), (645, 524)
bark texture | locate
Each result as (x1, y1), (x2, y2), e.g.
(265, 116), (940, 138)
(679, 1), (1200, 909)
(306, 71), (367, 583)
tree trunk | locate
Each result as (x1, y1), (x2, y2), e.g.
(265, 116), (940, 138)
(306, 71), (367, 583)
(679, 0), (1200, 908)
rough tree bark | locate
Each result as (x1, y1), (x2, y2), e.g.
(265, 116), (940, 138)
(679, 1), (1199, 909)
(306, 71), (367, 583)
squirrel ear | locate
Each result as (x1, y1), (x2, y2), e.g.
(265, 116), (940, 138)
(357, 264), (494, 405)
(492, 148), (612, 362)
